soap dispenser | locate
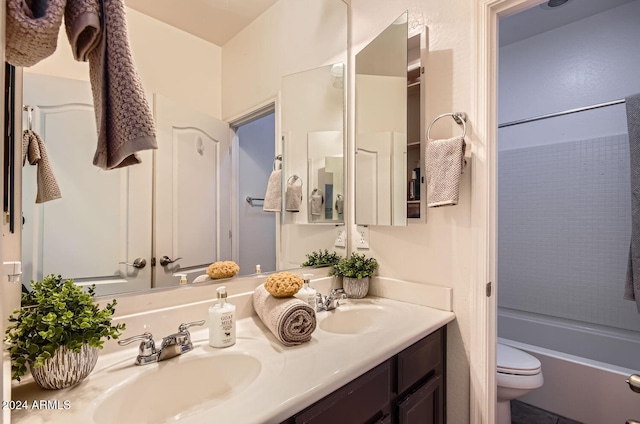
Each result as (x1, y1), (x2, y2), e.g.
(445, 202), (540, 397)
(208, 286), (236, 348)
(294, 274), (317, 308)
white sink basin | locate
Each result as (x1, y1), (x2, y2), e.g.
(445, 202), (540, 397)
(318, 300), (406, 335)
(92, 351), (261, 423)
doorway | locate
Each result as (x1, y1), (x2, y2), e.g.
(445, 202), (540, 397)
(496, 0), (640, 422)
(233, 110), (277, 274)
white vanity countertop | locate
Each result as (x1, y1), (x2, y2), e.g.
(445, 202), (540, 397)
(10, 296), (455, 424)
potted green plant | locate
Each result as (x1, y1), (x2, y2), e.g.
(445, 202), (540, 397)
(4, 274), (125, 389)
(301, 249), (341, 267)
(329, 252), (379, 298)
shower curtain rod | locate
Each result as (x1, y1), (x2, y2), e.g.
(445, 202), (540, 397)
(498, 99), (626, 128)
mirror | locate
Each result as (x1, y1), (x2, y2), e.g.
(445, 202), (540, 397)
(355, 12), (408, 226)
(281, 63), (345, 225)
(18, 0), (348, 297)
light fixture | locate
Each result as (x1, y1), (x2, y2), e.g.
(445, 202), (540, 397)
(331, 63), (344, 89)
(541, 0), (572, 9)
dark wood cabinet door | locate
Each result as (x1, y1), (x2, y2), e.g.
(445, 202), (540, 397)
(397, 330), (443, 395)
(397, 376), (443, 424)
(294, 361), (391, 424)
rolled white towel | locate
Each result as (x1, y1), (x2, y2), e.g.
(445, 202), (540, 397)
(252, 285), (316, 346)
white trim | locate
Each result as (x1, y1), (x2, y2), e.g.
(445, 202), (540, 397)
(473, 1), (546, 423)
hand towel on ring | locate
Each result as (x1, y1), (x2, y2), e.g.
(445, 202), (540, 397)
(310, 188), (324, 216)
(285, 175), (303, 212)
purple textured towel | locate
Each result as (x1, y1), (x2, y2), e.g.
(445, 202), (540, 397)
(22, 130), (62, 203)
(64, 0), (101, 61)
(65, 0), (157, 169)
(6, 0), (66, 67)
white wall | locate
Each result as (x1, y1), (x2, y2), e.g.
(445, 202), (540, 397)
(350, 2), (474, 422)
(497, 0), (640, 333)
(221, 0), (347, 120)
(498, 0), (640, 151)
(27, 7), (222, 119)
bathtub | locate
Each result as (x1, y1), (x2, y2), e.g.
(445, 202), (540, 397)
(498, 307), (640, 424)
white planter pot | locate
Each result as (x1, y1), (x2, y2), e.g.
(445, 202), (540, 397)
(30, 344), (99, 390)
(342, 276), (370, 299)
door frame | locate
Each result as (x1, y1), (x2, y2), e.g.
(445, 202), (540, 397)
(472, 1), (544, 422)
(227, 98), (280, 269)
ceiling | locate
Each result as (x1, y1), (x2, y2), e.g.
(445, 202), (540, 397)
(499, 0), (637, 46)
(125, 0), (279, 46)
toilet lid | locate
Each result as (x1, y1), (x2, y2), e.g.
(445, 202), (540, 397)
(497, 344), (541, 376)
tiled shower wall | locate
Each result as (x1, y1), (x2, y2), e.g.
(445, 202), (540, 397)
(498, 134), (640, 332)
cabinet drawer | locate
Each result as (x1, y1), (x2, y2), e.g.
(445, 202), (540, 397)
(295, 360), (391, 424)
(397, 329), (442, 395)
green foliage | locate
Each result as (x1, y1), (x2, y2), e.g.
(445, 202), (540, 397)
(4, 274), (125, 381)
(301, 249), (341, 267)
(329, 253), (379, 279)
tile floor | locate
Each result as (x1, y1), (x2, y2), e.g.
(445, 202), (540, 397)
(511, 400), (583, 424)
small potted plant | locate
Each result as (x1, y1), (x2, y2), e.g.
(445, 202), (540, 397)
(4, 274), (125, 389)
(329, 252), (379, 298)
(301, 249), (341, 268)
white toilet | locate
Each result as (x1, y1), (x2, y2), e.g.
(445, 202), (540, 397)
(496, 343), (544, 424)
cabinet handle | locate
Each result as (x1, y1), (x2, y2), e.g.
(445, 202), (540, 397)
(626, 374), (640, 394)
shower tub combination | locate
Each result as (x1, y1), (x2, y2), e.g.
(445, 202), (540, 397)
(498, 307), (640, 424)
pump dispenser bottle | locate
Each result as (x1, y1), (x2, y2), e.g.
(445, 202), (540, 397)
(208, 286), (236, 348)
(294, 274), (317, 308)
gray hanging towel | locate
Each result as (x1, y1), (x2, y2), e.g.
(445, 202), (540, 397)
(625, 92), (640, 312)
(263, 170), (282, 212)
(73, 0), (157, 170)
(22, 130), (62, 203)
(6, 0), (66, 67)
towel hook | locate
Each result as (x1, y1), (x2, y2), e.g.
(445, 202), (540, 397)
(273, 154), (282, 171)
(23, 105), (33, 131)
(426, 112), (467, 140)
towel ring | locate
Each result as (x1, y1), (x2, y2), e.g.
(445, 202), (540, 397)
(287, 175), (302, 186)
(426, 112), (467, 140)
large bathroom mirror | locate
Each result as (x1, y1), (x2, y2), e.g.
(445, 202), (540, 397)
(281, 63), (345, 225)
(354, 12), (408, 226)
(18, 0), (348, 297)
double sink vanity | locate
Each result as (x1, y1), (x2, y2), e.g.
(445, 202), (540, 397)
(10, 275), (454, 424)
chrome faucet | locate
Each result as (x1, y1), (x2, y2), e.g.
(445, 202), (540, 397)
(118, 320), (205, 365)
(316, 288), (348, 311)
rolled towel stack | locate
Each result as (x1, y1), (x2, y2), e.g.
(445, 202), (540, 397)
(252, 285), (316, 346)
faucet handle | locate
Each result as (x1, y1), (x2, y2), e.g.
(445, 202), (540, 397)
(331, 288), (347, 299)
(118, 332), (157, 357)
(178, 320), (205, 333)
